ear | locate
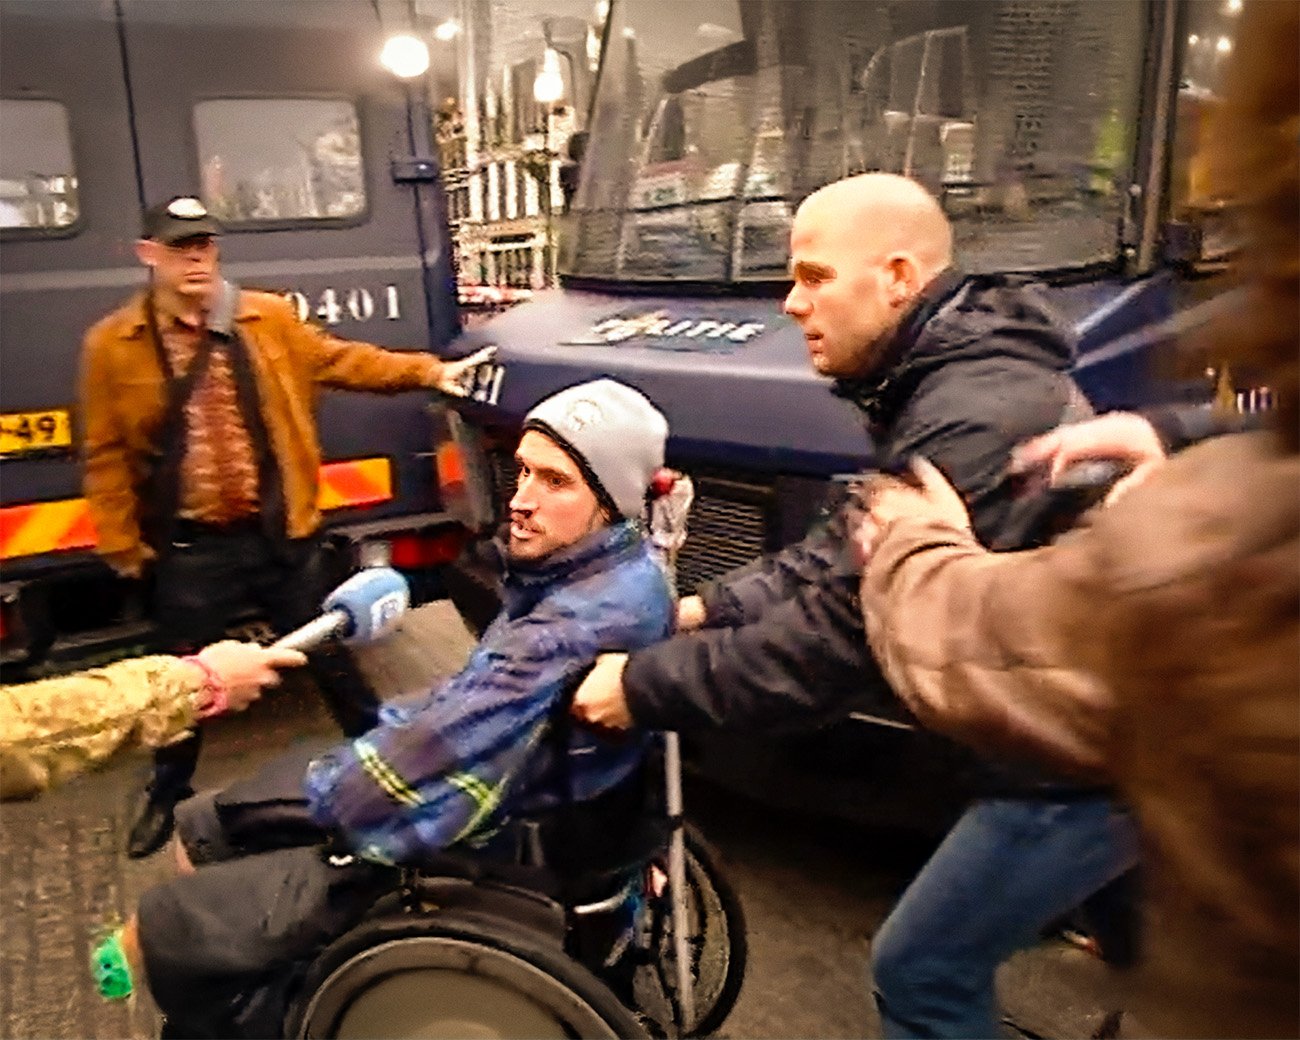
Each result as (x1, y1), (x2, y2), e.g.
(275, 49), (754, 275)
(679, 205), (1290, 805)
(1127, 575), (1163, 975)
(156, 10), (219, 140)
(134, 239), (157, 268)
(883, 253), (924, 307)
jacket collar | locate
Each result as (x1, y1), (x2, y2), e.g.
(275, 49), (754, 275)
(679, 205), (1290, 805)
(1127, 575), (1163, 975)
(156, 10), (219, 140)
(499, 520), (644, 617)
(830, 267), (968, 426)
(832, 269), (1077, 437)
(118, 279), (267, 339)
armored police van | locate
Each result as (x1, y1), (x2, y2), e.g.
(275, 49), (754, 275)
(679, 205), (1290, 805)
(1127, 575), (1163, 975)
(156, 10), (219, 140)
(0, 0), (469, 670)
(437, 0), (1250, 825)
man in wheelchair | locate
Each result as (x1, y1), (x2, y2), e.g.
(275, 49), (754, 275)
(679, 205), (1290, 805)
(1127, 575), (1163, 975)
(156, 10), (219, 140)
(102, 379), (678, 1037)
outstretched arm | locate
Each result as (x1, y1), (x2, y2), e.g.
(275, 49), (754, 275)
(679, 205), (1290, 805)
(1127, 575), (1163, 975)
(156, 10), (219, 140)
(1, 642), (305, 800)
(1011, 408), (1259, 506)
(292, 303), (496, 397)
(304, 620), (596, 863)
(859, 459), (1114, 778)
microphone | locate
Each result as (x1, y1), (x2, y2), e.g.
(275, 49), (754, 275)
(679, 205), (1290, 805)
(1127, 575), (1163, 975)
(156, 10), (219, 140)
(272, 567), (410, 652)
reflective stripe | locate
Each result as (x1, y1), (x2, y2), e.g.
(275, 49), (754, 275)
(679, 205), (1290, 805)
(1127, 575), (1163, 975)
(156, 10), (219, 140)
(0, 499), (97, 559)
(447, 770), (506, 844)
(351, 740), (502, 844)
(1, 457), (395, 560)
(354, 739), (424, 809)
(318, 457), (393, 509)
(449, 721), (549, 844)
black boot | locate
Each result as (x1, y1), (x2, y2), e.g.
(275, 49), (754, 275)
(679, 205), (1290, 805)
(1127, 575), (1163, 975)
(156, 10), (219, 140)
(127, 785), (192, 859)
(129, 735), (200, 858)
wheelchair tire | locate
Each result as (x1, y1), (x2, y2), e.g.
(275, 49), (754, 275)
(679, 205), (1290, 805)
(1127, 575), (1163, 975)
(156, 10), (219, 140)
(285, 909), (649, 1040)
(640, 827), (748, 1038)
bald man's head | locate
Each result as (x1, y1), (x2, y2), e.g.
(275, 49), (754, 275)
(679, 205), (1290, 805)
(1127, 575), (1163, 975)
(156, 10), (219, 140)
(784, 174), (954, 379)
(801, 173), (953, 276)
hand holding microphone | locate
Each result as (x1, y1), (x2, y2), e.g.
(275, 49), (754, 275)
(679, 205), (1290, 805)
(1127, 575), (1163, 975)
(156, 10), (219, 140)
(188, 641), (308, 715)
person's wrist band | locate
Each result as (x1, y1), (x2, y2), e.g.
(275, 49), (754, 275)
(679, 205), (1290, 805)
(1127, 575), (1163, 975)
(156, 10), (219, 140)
(91, 929), (133, 1000)
(182, 654), (229, 718)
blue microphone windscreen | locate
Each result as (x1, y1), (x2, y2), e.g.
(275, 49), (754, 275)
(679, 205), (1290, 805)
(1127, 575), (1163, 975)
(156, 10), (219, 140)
(323, 567), (410, 644)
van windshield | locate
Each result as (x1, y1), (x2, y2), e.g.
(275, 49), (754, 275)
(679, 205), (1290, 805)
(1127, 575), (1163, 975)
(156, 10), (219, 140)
(562, 0), (1146, 283)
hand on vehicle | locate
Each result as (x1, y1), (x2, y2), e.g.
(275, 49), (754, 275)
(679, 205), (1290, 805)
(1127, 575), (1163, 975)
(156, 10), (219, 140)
(856, 458), (972, 564)
(1010, 412), (1166, 506)
(571, 652), (634, 730)
(435, 345), (498, 398)
(676, 595), (707, 631)
(192, 641), (308, 713)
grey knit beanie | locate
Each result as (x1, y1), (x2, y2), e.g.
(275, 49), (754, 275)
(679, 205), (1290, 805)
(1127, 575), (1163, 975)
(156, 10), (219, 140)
(522, 379), (668, 519)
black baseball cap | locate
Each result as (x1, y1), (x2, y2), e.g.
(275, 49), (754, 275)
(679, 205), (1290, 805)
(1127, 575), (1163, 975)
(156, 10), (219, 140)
(141, 196), (221, 244)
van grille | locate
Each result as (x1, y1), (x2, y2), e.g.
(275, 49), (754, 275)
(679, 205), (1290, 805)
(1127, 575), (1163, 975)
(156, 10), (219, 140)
(485, 447), (772, 591)
(488, 449), (519, 523)
(675, 474), (770, 593)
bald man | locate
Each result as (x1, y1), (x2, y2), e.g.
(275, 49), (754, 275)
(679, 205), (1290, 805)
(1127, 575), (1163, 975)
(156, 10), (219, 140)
(573, 173), (1137, 1038)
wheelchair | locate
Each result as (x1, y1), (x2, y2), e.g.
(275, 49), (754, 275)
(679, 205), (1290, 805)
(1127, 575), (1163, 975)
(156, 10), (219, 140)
(282, 736), (747, 1039)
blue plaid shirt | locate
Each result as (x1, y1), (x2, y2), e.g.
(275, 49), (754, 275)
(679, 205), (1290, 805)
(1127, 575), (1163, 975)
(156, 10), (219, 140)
(303, 521), (673, 865)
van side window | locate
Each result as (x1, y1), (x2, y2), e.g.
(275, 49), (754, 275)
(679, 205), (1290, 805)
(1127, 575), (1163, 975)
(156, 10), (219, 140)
(194, 99), (365, 224)
(0, 99), (78, 231)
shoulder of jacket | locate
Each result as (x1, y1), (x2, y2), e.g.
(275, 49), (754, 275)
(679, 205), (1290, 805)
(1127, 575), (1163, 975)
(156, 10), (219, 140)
(85, 293), (148, 347)
(911, 353), (1070, 405)
(536, 563), (669, 637)
(892, 359), (1074, 450)
(599, 554), (676, 629)
(237, 289), (298, 323)
(1097, 433), (1298, 587)
(488, 605), (572, 658)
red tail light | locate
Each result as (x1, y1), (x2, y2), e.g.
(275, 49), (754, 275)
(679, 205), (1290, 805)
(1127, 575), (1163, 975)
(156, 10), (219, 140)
(387, 529), (468, 568)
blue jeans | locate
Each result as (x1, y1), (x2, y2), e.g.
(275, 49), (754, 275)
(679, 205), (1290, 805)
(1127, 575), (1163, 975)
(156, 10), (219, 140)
(870, 797), (1140, 1039)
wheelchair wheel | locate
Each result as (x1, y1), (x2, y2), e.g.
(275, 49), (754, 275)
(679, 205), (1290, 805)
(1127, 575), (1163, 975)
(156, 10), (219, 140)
(638, 826), (748, 1037)
(286, 909), (649, 1039)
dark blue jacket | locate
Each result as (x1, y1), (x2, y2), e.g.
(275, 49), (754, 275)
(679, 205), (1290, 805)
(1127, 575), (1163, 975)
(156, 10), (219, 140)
(304, 521), (674, 865)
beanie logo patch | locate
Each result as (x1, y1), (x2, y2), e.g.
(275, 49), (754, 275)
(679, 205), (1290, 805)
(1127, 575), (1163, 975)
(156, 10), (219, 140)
(562, 399), (604, 432)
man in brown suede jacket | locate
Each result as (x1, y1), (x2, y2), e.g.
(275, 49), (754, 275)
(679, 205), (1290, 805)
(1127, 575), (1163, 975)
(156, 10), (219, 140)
(80, 195), (492, 858)
(859, 4), (1298, 1033)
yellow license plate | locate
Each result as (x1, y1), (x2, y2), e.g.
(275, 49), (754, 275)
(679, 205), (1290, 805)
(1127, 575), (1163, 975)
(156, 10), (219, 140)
(0, 409), (72, 455)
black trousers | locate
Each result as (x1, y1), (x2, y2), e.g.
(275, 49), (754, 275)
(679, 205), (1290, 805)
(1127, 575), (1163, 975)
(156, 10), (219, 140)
(142, 749), (648, 1037)
(142, 842), (392, 1038)
(149, 523), (380, 798)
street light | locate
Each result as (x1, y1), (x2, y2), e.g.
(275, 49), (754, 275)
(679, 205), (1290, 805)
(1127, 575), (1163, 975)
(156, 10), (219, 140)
(533, 48), (565, 105)
(532, 48), (567, 287)
(380, 34), (430, 79)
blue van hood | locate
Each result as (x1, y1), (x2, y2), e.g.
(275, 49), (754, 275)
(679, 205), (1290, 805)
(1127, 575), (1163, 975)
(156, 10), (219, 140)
(453, 289), (870, 474)
(449, 276), (1178, 477)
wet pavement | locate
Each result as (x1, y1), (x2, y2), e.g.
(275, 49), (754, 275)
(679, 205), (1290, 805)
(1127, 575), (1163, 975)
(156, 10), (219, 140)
(1, 601), (1137, 1039)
